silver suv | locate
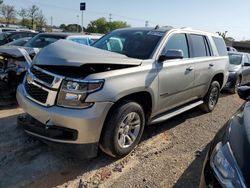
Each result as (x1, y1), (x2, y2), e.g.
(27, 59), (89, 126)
(17, 27), (229, 158)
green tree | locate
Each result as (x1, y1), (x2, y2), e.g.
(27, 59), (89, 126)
(59, 24), (66, 30)
(86, 17), (109, 33)
(110, 21), (130, 31)
(63, 24), (82, 33)
(27, 5), (39, 29)
(18, 8), (27, 26)
(36, 10), (46, 31)
(0, 4), (16, 26)
(86, 17), (130, 33)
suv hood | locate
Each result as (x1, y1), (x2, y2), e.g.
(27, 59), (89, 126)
(33, 40), (142, 67)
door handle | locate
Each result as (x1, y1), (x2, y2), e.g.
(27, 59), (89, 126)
(209, 63), (215, 67)
(186, 66), (194, 71)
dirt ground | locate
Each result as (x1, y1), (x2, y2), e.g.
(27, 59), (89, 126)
(0, 93), (243, 188)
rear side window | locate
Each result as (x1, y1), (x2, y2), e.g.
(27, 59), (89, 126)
(212, 37), (227, 56)
(163, 33), (189, 58)
(189, 34), (209, 57)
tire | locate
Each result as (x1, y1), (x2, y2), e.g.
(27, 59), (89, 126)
(200, 81), (220, 113)
(229, 76), (241, 94)
(100, 101), (145, 158)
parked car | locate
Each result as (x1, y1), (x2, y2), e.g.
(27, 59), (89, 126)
(0, 31), (37, 46)
(0, 27), (36, 33)
(227, 46), (237, 52)
(67, 35), (102, 45)
(4, 37), (31, 47)
(17, 27), (229, 158)
(224, 52), (250, 93)
(200, 86), (250, 188)
(0, 33), (94, 106)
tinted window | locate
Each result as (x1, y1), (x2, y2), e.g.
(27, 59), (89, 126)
(189, 34), (208, 57)
(212, 37), (227, 56)
(9, 33), (21, 40)
(93, 29), (163, 59)
(24, 34), (66, 48)
(243, 54), (249, 63)
(228, 53), (242, 65)
(69, 38), (89, 45)
(163, 33), (189, 58)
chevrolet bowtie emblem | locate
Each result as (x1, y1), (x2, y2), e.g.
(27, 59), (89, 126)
(27, 74), (33, 84)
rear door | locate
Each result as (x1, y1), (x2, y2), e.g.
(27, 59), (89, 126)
(187, 34), (214, 98)
(157, 33), (195, 113)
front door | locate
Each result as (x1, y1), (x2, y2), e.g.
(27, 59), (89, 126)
(157, 33), (195, 114)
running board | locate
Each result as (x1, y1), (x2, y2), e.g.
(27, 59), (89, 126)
(150, 100), (204, 124)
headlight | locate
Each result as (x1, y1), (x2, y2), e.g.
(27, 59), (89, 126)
(57, 79), (104, 108)
(210, 142), (247, 188)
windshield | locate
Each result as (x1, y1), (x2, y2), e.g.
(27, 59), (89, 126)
(24, 34), (66, 48)
(229, 53), (242, 65)
(93, 29), (164, 59)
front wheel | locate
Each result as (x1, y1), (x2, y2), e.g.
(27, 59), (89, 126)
(200, 81), (220, 112)
(100, 101), (145, 158)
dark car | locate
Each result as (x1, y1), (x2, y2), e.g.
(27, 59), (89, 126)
(0, 32), (87, 106)
(200, 86), (250, 188)
(4, 37), (31, 47)
(224, 52), (250, 93)
(0, 31), (37, 46)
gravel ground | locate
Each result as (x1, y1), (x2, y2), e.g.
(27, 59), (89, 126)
(0, 93), (243, 188)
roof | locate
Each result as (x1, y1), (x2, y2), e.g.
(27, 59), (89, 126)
(112, 26), (219, 37)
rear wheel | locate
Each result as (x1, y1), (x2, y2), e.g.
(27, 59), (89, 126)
(200, 81), (220, 112)
(100, 101), (145, 158)
(229, 76), (241, 94)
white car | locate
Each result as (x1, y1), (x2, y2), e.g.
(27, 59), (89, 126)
(67, 35), (102, 46)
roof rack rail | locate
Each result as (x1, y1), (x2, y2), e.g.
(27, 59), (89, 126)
(181, 27), (192, 30)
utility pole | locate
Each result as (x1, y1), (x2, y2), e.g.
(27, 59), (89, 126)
(80, 2), (86, 33)
(50, 16), (53, 32)
(77, 15), (79, 32)
(109, 13), (112, 31)
(145, 20), (149, 27)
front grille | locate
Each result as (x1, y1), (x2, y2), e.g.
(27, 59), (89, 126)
(31, 66), (54, 84)
(25, 81), (48, 103)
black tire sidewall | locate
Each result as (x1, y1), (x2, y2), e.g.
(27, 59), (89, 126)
(101, 101), (145, 157)
(206, 81), (220, 111)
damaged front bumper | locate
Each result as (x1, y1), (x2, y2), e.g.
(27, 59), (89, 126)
(17, 85), (113, 156)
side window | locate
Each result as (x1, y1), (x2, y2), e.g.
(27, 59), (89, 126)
(212, 37), (227, 56)
(246, 54), (250, 62)
(163, 33), (189, 58)
(243, 54), (249, 63)
(9, 33), (21, 40)
(189, 34), (208, 57)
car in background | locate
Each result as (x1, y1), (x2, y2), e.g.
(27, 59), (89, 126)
(0, 27), (36, 33)
(4, 37), (31, 47)
(67, 35), (102, 46)
(227, 46), (237, 52)
(0, 32), (100, 106)
(0, 31), (37, 46)
(200, 86), (250, 188)
(224, 52), (250, 93)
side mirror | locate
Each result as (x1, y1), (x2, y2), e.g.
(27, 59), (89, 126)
(159, 49), (184, 62)
(244, 62), (250, 67)
(238, 86), (250, 100)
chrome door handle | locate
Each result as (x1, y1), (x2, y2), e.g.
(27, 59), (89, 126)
(186, 66), (194, 71)
(209, 63), (215, 67)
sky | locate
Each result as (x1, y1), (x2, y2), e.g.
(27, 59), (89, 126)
(5, 0), (250, 41)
